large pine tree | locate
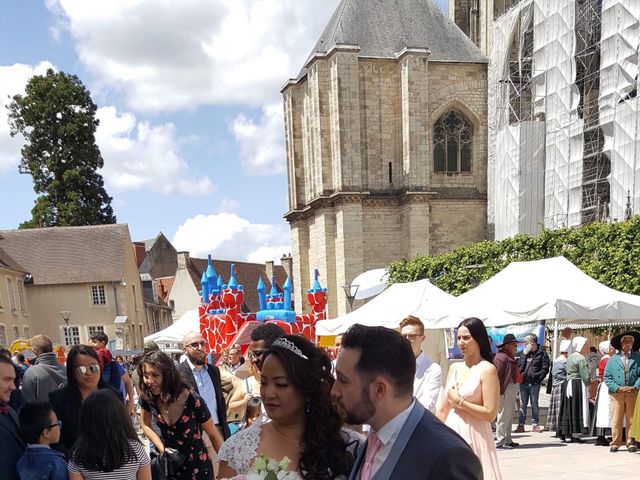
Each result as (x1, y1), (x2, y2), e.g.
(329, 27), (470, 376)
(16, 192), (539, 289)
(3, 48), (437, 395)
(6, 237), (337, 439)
(8, 68), (116, 228)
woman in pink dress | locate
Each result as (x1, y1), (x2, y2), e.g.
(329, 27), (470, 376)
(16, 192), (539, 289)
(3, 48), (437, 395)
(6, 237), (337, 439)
(437, 317), (502, 480)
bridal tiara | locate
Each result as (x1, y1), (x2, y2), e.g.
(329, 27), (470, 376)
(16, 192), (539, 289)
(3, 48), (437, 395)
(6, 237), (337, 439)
(272, 338), (309, 360)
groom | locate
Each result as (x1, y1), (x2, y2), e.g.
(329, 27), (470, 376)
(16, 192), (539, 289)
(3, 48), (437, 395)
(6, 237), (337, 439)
(332, 324), (482, 480)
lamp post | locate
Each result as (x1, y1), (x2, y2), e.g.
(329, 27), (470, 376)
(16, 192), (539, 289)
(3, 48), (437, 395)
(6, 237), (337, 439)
(342, 284), (360, 312)
(60, 310), (71, 326)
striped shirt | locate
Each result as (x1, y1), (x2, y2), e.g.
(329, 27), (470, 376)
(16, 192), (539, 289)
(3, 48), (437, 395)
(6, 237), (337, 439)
(68, 440), (149, 479)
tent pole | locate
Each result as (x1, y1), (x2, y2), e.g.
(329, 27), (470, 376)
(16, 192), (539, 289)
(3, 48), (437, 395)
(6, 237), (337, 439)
(552, 318), (559, 360)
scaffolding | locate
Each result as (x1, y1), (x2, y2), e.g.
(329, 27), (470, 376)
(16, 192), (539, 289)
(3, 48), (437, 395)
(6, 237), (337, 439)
(490, 0), (640, 239)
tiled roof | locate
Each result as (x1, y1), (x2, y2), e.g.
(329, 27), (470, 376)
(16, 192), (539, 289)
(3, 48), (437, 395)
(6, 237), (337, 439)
(188, 258), (288, 312)
(0, 225), (131, 285)
(300, 0), (486, 78)
(0, 245), (26, 273)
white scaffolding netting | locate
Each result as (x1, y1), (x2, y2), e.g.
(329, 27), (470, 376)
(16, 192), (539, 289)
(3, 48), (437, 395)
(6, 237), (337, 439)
(599, 0), (640, 220)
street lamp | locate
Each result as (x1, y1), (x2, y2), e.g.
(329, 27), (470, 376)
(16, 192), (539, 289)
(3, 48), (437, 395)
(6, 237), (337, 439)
(342, 284), (360, 312)
(60, 311), (71, 326)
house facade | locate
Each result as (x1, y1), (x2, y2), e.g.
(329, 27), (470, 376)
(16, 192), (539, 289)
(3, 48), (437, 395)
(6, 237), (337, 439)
(0, 242), (30, 348)
(0, 225), (147, 351)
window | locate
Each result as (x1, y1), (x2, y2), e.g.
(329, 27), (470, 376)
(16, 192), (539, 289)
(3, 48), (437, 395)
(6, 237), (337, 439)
(87, 325), (105, 338)
(433, 110), (473, 173)
(6, 277), (17, 313)
(62, 326), (80, 346)
(0, 325), (6, 347)
(17, 281), (26, 314)
(23, 326), (30, 339)
(13, 326), (19, 340)
(152, 315), (161, 333)
(91, 285), (106, 305)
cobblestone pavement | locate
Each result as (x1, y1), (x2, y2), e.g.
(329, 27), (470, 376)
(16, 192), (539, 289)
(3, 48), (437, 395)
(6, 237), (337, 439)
(497, 391), (639, 479)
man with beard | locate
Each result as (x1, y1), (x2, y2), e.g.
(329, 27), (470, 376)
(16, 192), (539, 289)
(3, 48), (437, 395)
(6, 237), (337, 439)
(0, 355), (25, 480)
(178, 330), (230, 468)
(332, 324), (482, 480)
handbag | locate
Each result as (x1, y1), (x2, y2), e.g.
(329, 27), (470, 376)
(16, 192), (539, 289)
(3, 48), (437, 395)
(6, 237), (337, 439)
(156, 447), (187, 479)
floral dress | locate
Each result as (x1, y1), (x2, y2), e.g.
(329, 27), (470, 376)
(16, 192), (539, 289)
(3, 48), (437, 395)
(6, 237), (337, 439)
(140, 391), (212, 480)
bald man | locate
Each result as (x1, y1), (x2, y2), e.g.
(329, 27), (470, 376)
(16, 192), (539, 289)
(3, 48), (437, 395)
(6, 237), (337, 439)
(177, 331), (230, 465)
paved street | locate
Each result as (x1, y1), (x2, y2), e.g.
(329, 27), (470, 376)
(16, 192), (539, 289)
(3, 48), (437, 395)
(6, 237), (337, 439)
(497, 391), (639, 478)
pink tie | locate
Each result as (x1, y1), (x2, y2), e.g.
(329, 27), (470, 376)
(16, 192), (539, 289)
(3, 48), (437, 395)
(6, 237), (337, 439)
(360, 432), (382, 480)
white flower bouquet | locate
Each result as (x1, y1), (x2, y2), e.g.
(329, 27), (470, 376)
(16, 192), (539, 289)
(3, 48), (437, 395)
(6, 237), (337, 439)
(224, 455), (296, 480)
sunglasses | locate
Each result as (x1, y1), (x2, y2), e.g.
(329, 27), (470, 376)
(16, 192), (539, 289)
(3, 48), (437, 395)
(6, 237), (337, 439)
(251, 350), (265, 360)
(75, 364), (100, 375)
(186, 341), (207, 350)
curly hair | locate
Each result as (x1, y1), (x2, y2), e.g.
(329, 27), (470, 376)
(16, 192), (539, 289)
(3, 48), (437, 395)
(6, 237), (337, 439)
(264, 335), (352, 480)
(137, 350), (189, 404)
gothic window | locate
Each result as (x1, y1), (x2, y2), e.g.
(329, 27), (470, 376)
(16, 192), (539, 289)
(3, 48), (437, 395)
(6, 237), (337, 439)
(433, 111), (473, 173)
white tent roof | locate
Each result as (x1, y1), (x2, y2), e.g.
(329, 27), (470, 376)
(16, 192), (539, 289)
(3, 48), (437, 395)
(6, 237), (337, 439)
(419, 257), (640, 328)
(145, 309), (200, 343)
(315, 279), (454, 336)
(351, 268), (390, 300)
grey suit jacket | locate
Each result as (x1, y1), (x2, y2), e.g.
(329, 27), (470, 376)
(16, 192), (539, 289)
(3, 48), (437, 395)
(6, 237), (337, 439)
(349, 401), (483, 480)
(0, 407), (26, 480)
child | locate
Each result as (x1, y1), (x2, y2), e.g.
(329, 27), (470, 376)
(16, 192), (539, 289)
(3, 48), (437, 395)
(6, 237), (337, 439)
(68, 389), (150, 479)
(242, 396), (262, 430)
(17, 402), (68, 480)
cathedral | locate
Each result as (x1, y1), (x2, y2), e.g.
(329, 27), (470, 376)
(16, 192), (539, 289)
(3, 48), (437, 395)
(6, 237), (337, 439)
(282, 0), (488, 316)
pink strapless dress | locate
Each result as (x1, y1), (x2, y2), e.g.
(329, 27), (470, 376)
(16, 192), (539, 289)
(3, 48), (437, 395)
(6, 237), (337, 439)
(445, 365), (502, 480)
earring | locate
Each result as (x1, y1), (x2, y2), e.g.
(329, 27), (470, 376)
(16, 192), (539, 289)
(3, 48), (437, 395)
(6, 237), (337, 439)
(306, 400), (311, 413)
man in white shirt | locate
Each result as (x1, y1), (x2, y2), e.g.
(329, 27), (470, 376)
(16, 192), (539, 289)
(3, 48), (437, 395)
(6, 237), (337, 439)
(399, 316), (442, 413)
(332, 324), (481, 480)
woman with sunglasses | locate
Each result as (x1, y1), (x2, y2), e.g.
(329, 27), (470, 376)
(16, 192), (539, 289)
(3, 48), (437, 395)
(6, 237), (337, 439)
(49, 345), (122, 454)
(138, 350), (224, 480)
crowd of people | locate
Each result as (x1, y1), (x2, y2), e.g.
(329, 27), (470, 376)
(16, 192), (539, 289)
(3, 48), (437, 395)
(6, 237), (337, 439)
(1, 320), (639, 479)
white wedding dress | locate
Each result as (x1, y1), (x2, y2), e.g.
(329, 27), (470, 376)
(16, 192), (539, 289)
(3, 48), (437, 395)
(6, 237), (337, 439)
(218, 419), (362, 479)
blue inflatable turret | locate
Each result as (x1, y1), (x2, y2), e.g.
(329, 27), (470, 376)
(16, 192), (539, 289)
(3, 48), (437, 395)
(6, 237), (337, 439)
(201, 271), (210, 303)
(257, 276), (267, 311)
(308, 268), (326, 293)
(206, 254), (217, 287)
(256, 274), (296, 323)
(217, 275), (224, 291)
(283, 276), (292, 310)
(228, 264), (238, 289)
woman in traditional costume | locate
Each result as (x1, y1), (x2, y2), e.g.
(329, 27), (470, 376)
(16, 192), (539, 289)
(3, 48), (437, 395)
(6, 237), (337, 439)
(557, 336), (590, 443)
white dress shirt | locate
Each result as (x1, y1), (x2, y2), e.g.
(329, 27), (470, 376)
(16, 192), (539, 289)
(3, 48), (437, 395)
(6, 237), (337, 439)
(185, 357), (219, 424)
(363, 400), (415, 479)
(413, 352), (442, 413)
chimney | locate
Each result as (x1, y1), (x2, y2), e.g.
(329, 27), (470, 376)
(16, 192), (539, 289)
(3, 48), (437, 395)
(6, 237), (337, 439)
(265, 260), (274, 281)
(177, 251), (190, 270)
(280, 253), (293, 281)
(133, 242), (146, 268)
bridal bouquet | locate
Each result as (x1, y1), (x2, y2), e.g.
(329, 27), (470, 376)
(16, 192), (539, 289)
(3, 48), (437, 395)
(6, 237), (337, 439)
(225, 455), (296, 480)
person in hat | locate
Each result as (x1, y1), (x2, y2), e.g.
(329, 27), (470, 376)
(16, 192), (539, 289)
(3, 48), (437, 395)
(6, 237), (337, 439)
(493, 333), (520, 449)
(546, 339), (571, 433)
(604, 331), (640, 452)
(590, 340), (616, 446)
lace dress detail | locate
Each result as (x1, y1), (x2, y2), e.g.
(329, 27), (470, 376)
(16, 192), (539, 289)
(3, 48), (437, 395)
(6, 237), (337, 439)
(218, 420), (362, 479)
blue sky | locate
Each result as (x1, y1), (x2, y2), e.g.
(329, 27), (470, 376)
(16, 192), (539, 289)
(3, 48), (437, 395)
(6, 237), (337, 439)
(0, 0), (448, 262)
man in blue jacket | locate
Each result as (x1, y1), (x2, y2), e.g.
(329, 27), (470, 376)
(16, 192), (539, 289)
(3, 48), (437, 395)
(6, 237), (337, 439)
(604, 331), (640, 453)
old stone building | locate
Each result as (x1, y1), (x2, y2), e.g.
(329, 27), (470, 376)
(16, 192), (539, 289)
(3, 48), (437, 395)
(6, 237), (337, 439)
(282, 0), (488, 316)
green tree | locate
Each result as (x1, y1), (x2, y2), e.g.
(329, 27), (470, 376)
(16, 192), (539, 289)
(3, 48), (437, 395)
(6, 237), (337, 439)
(7, 68), (116, 228)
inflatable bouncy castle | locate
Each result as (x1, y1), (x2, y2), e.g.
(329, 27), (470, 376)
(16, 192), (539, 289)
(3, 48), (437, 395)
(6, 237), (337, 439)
(199, 255), (327, 353)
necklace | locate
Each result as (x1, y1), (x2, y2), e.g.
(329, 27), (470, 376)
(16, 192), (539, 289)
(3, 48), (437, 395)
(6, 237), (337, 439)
(269, 422), (303, 448)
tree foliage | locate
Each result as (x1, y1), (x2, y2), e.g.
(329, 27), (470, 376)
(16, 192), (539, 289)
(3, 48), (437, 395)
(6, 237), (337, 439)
(7, 68), (116, 228)
(389, 216), (640, 298)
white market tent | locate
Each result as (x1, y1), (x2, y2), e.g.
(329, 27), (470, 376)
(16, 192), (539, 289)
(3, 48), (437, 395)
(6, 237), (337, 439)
(417, 257), (640, 357)
(145, 308), (200, 344)
(315, 279), (454, 336)
(351, 268), (390, 300)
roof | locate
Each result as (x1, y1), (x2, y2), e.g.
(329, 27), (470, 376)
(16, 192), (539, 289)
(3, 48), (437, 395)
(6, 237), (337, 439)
(0, 224), (131, 285)
(0, 245), (27, 273)
(300, 0), (486, 75)
(188, 257), (288, 312)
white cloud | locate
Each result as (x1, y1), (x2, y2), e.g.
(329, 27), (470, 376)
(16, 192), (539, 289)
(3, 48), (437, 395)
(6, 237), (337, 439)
(217, 198), (239, 213)
(48, 0), (340, 112)
(172, 211), (290, 263)
(96, 106), (214, 195)
(230, 103), (285, 175)
(0, 62), (56, 172)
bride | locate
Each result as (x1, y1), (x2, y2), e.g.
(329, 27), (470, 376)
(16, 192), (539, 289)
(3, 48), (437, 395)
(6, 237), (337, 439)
(218, 334), (361, 479)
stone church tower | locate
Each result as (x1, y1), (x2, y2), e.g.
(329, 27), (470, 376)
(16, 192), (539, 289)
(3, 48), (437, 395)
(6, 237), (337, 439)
(282, 0), (488, 317)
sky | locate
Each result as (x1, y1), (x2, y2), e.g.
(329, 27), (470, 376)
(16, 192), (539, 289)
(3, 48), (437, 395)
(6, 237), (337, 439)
(0, 0), (449, 263)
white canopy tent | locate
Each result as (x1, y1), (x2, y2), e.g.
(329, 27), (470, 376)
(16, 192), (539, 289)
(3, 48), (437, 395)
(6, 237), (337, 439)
(350, 268), (390, 300)
(145, 308), (200, 344)
(315, 279), (454, 336)
(417, 257), (640, 357)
